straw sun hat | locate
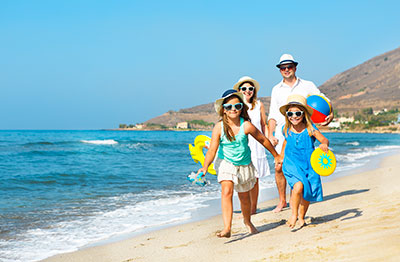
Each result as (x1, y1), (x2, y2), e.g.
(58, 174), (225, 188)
(279, 94), (313, 116)
(214, 89), (245, 113)
(232, 76), (261, 92)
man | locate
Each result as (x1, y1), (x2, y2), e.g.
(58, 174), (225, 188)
(268, 54), (333, 212)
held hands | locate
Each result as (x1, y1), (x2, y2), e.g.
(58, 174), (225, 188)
(319, 143), (329, 153)
(274, 154), (284, 169)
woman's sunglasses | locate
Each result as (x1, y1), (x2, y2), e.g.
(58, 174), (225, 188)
(286, 111), (303, 117)
(240, 86), (254, 92)
(223, 103), (243, 111)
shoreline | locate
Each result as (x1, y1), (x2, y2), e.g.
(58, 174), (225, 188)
(105, 128), (400, 134)
(42, 151), (400, 262)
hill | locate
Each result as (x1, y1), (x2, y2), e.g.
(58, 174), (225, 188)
(143, 47), (400, 129)
(319, 46), (400, 114)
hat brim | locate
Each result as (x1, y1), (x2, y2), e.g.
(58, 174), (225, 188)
(232, 78), (260, 92)
(279, 102), (313, 116)
(215, 92), (245, 113)
(276, 61), (298, 68)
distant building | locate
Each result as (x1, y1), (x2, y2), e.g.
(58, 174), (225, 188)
(328, 121), (340, 128)
(135, 124), (144, 129)
(337, 116), (354, 123)
(397, 114), (400, 124)
(373, 108), (388, 115)
(176, 122), (189, 129)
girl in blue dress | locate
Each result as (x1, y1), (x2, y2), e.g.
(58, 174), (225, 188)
(198, 89), (282, 238)
(278, 94), (329, 229)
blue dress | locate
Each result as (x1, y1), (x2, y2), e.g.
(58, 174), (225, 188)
(282, 125), (323, 202)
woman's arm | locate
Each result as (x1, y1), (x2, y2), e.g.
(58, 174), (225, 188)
(259, 101), (268, 135)
(313, 130), (329, 153)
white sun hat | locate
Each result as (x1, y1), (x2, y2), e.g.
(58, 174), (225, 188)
(276, 54), (299, 68)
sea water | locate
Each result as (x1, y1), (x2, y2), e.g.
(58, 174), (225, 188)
(0, 130), (399, 262)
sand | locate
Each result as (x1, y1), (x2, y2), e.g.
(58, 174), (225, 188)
(42, 153), (400, 262)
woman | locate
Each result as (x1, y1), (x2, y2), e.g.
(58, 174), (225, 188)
(233, 76), (271, 214)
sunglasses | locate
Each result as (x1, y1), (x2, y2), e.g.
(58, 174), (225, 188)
(223, 103), (243, 111)
(280, 65), (295, 71)
(240, 86), (254, 92)
(286, 111), (303, 117)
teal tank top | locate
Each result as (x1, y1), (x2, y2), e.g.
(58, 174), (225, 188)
(217, 118), (252, 166)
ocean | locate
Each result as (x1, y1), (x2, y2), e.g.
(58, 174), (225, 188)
(1, 130), (400, 262)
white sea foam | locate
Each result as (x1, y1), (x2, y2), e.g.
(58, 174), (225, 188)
(0, 189), (220, 262)
(334, 145), (400, 173)
(345, 141), (360, 146)
(81, 139), (118, 145)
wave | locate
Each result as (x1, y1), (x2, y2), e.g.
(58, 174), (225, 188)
(23, 141), (54, 146)
(345, 141), (360, 146)
(334, 145), (400, 173)
(0, 188), (220, 262)
(80, 140), (118, 145)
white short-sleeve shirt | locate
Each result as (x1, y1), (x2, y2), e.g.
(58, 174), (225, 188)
(268, 77), (329, 153)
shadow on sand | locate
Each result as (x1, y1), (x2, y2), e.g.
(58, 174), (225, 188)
(228, 188), (368, 241)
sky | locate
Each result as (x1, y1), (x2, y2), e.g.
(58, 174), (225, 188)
(1, 0), (400, 129)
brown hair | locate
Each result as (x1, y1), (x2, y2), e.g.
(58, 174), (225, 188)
(239, 81), (258, 110)
(218, 94), (250, 142)
(283, 105), (315, 137)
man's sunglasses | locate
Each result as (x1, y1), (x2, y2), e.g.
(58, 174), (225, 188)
(223, 103), (243, 111)
(286, 111), (303, 117)
(240, 86), (254, 92)
(280, 65), (295, 71)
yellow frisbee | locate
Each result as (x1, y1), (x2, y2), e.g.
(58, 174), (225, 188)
(310, 147), (336, 176)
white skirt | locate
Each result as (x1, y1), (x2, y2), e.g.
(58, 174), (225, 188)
(214, 158), (256, 193)
(252, 155), (271, 179)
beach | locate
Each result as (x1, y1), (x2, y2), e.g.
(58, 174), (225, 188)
(42, 152), (400, 262)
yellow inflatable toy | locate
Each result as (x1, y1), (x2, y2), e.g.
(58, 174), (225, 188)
(310, 147), (336, 176)
(189, 135), (216, 175)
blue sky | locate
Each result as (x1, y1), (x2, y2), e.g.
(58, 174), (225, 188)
(1, 0), (399, 129)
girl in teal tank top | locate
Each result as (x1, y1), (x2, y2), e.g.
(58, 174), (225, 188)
(198, 89), (282, 238)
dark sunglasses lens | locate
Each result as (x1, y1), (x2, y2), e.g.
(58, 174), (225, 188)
(234, 103), (243, 110)
(280, 65), (293, 70)
(224, 105), (232, 110)
(286, 112), (293, 117)
(295, 111), (303, 117)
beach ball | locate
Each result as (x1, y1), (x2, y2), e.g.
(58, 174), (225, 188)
(307, 95), (331, 123)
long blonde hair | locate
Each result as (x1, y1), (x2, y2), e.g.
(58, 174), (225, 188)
(283, 105), (315, 137)
(218, 95), (250, 142)
(239, 81), (258, 110)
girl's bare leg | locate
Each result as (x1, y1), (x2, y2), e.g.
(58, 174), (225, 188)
(249, 178), (259, 214)
(218, 180), (234, 237)
(298, 198), (310, 228)
(287, 182), (303, 228)
(238, 191), (258, 234)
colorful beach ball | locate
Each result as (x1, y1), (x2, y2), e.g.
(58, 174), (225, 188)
(307, 95), (331, 123)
